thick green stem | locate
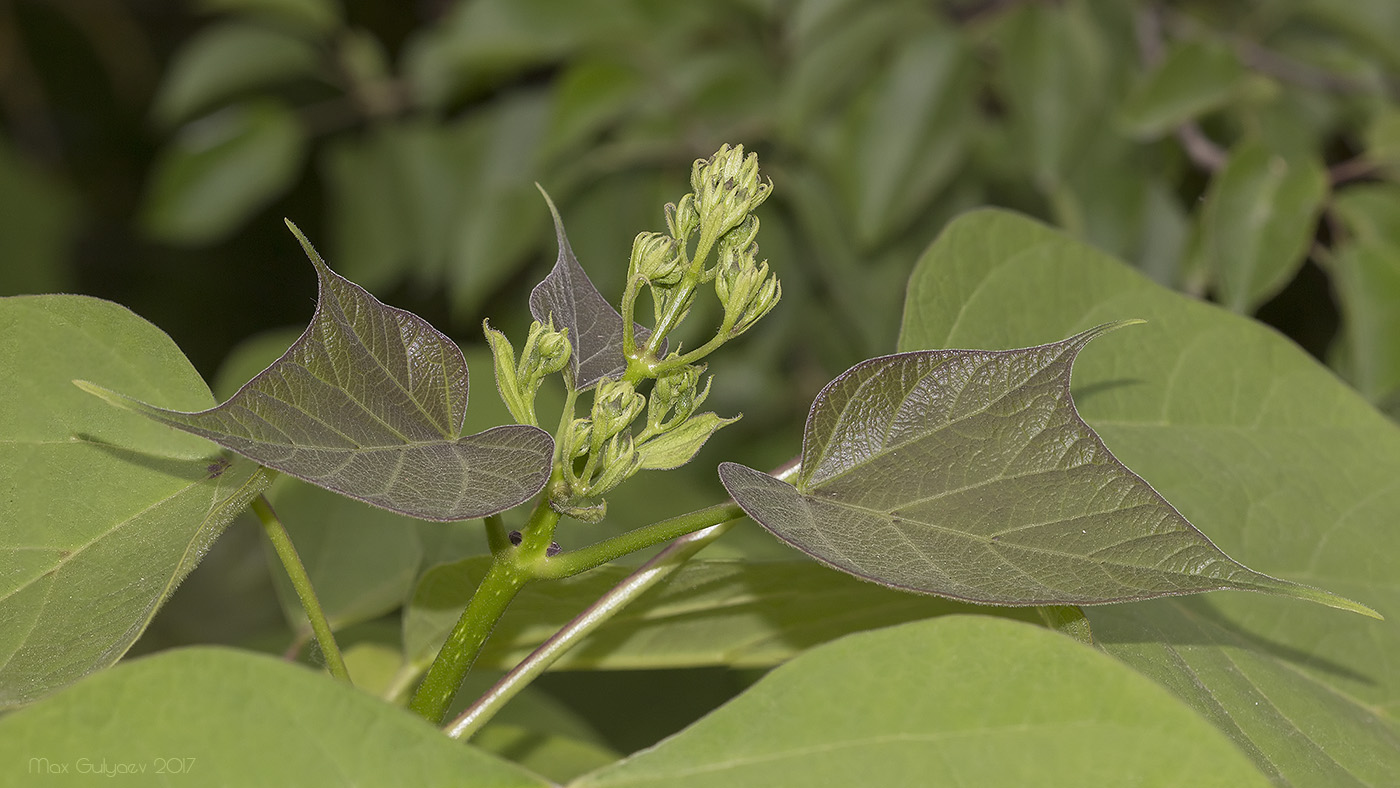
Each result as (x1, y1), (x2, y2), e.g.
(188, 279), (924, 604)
(409, 499), (561, 724)
(444, 459), (801, 740)
(251, 494), (350, 684)
(535, 502), (743, 580)
(409, 556), (529, 723)
(446, 518), (737, 741)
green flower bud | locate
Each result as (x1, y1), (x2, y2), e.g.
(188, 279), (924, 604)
(647, 363), (709, 430)
(589, 432), (642, 496)
(714, 240), (760, 306)
(665, 193), (699, 242)
(522, 319), (571, 379)
(691, 144), (772, 242)
(629, 231), (683, 287)
(564, 418), (593, 459)
(719, 259), (780, 337)
(591, 378), (646, 440)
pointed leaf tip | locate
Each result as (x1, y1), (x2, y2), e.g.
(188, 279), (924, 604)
(723, 325), (1376, 615)
(79, 233), (554, 521)
(528, 188), (661, 390)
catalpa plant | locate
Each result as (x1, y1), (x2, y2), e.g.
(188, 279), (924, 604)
(1, 145), (1386, 785)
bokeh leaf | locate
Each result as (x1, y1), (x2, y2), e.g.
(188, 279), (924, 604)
(899, 208), (1400, 785)
(1200, 139), (1329, 314)
(78, 225), (553, 521)
(197, 0), (341, 33)
(721, 324), (1372, 614)
(1118, 40), (1247, 139)
(152, 22), (323, 128)
(0, 647), (551, 787)
(141, 99), (307, 245)
(0, 295), (269, 707)
(995, 1), (1109, 186)
(1329, 184), (1400, 409)
(0, 135), (76, 296)
(529, 189), (658, 390)
(569, 616), (1273, 788)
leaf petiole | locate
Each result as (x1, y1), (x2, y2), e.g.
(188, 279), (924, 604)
(250, 488), (350, 684)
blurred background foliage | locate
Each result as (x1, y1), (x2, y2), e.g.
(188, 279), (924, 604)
(7, 0), (1400, 417)
(7, 0), (1400, 764)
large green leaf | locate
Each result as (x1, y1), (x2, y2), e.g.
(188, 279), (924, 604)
(720, 326), (1370, 613)
(141, 99), (307, 245)
(898, 209), (1400, 785)
(404, 558), (1038, 672)
(78, 225), (553, 521)
(1199, 139), (1329, 314)
(0, 647), (550, 787)
(0, 296), (269, 707)
(570, 616), (1272, 788)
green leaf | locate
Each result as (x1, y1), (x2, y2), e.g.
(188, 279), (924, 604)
(1090, 599), (1400, 785)
(1118, 40), (1247, 139)
(1200, 139), (1329, 314)
(152, 22), (323, 128)
(0, 647), (551, 787)
(529, 189), (659, 390)
(78, 225), (553, 521)
(141, 99), (307, 245)
(404, 558), (1037, 672)
(720, 323), (1371, 615)
(0, 134), (76, 296)
(898, 208), (1400, 785)
(569, 617), (1273, 788)
(0, 295), (269, 707)
(1330, 184), (1400, 407)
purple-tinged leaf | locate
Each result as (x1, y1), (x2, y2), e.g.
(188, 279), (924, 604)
(528, 189), (658, 390)
(78, 223), (552, 521)
(721, 323), (1377, 617)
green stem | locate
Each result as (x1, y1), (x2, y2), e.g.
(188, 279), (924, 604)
(409, 499), (561, 724)
(443, 459), (801, 741)
(251, 494), (350, 684)
(408, 556), (530, 723)
(484, 513), (510, 555)
(639, 231), (718, 364)
(445, 518), (737, 741)
(534, 502), (744, 580)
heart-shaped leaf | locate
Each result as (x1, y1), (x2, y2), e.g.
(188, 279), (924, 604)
(78, 223), (553, 521)
(528, 189), (658, 390)
(720, 323), (1376, 615)
(1, 295), (271, 707)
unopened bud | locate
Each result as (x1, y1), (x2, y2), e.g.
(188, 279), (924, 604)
(591, 378), (646, 439)
(648, 363), (708, 429)
(629, 231), (683, 286)
(589, 432), (642, 496)
(522, 319), (571, 378)
(665, 194), (699, 242)
(691, 144), (772, 242)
